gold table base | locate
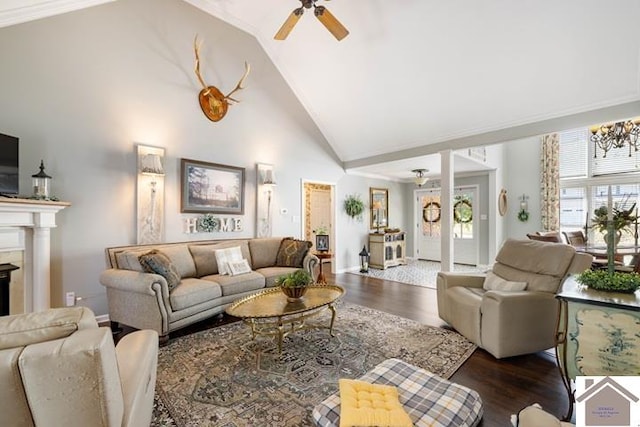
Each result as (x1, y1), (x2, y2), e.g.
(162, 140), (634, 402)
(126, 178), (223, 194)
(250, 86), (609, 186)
(245, 303), (337, 352)
(226, 285), (345, 353)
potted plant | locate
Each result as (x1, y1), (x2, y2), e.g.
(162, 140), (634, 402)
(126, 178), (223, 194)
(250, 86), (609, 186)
(344, 194), (365, 220)
(275, 270), (314, 302)
(591, 203), (637, 246)
(576, 270), (640, 294)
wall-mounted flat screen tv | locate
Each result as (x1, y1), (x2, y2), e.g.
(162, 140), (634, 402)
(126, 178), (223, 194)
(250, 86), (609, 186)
(0, 133), (19, 195)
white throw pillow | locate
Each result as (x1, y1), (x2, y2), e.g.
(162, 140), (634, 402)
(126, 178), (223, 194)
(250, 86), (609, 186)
(215, 246), (243, 275)
(483, 271), (528, 291)
(228, 259), (252, 276)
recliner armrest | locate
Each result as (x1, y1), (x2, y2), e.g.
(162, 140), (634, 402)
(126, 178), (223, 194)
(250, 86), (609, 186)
(116, 329), (158, 427)
(436, 272), (486, 325)
(437, 272), (486, 290)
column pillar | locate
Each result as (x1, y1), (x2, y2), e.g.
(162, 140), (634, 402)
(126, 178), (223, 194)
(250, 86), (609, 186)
(440, 150), (454, 272)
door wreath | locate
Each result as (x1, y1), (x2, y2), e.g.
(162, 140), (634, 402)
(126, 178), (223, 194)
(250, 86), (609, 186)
(453, 200), (473, 223)
(422, 201), (441, 223)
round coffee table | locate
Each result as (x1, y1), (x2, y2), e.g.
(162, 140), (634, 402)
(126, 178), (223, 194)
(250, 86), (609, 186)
(226, 284), (344, 352)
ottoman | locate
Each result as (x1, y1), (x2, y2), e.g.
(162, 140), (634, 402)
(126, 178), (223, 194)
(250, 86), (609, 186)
(312, 358), (483, 427)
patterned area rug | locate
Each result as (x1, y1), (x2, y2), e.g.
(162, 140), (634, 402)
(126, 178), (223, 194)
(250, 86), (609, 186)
(151, 302), (476, 427)
(349, 259), (487, 289)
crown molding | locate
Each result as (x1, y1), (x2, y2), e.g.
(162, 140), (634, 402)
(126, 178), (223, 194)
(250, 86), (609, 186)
(0, 0), (114, 29)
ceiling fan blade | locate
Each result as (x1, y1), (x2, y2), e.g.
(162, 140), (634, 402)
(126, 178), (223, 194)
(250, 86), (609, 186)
(274, 8), (304, 40)
(314, 5), (349, 41)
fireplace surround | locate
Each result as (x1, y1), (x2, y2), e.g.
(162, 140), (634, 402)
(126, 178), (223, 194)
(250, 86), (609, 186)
(0, 198), (69, 313)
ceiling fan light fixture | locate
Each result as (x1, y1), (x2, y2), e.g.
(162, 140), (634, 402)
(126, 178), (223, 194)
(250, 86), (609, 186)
(412, 169), (429, 187)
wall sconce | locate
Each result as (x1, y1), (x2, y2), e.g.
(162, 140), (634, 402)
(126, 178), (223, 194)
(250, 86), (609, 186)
(31, 160), (52, 199)
(136, 145), (165, 244)
(518, 193), (529, 222)
(140, 154), (165, 232)
(256, 163), (277, 237)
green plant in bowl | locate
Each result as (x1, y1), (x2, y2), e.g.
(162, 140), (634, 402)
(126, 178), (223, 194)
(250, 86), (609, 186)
(576, 270), (640, 294)
(275, 270), (314, 301)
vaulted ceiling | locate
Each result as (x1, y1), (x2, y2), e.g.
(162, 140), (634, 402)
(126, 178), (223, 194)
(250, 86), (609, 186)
(3, 0), (640, 181)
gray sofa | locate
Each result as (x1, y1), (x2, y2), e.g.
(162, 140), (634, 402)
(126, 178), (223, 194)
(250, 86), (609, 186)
(99, 237), (319, 342)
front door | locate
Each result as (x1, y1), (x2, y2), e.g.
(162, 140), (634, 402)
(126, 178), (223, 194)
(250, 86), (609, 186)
(415, 186), (479, 265)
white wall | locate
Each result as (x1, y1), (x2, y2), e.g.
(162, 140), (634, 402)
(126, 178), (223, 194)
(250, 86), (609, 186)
(335, 174), (408, 272)
(504, 136), (543, 239)
(0, 0), (360, 315)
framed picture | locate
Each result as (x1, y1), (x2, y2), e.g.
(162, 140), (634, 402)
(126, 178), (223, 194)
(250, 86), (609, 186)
(316, 234), (329, 252)
(181, 158), (245, 214)
(370, 187), (389, 230)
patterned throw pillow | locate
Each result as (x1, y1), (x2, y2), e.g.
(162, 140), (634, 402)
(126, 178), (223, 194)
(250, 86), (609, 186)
(227, 259), (252, 276)
(275, 238), (312, 268)
(138, 249), (181, 291)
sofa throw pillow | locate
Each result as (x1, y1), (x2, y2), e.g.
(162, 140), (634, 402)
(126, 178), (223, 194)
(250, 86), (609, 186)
(338, 379), (413, 427)
(138, 250), (181, 291)
(275, 238), (312, 268)
(214, 246), (243, 275)
(483, 270), (528, 292)
(228, 259), (252, 276)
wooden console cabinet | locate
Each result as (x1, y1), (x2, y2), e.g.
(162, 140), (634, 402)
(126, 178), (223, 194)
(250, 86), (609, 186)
(369, 231), (406, 270)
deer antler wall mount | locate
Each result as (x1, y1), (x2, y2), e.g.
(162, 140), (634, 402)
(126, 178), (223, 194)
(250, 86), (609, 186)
(194, 35), (251, 122)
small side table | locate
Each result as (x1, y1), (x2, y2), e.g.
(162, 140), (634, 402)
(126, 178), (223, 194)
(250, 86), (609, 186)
(315, 252), (332, 284)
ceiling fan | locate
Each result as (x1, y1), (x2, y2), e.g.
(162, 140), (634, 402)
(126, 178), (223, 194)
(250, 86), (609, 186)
(274, 0), (349, 41)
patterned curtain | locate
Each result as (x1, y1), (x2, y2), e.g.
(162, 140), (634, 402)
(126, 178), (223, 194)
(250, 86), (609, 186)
(540, 133), (560, 231)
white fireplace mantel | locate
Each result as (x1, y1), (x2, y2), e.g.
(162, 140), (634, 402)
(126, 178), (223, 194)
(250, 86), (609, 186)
(0, 198), (70, 312)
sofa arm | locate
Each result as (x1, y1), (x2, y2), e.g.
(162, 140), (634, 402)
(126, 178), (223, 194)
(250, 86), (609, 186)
(303, 252), (319, 277)
(99, 269), (169, 297)
(99, 269), (172, 336)
(116, 329), (158, 427)
(480, 291), (559, 358)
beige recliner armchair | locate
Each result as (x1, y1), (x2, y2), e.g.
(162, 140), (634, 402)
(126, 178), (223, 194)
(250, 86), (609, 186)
(0, 307), (158, 427)
(437, 239), (592, 359)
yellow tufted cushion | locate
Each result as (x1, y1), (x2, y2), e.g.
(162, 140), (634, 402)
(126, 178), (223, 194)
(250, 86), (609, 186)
(338, 379), (413, 427)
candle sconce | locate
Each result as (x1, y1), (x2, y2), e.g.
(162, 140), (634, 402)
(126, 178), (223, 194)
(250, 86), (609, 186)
(517, 194), (529, 222)
(256, 163), (277, 237)
(136, 144), (165, 244)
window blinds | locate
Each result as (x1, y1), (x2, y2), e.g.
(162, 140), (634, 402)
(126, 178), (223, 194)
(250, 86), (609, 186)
(559, 129), (588, 178)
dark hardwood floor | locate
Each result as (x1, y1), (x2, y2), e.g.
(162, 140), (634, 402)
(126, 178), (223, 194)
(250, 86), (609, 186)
(332, 271), (571, 427)
(115, 267), (572, 426)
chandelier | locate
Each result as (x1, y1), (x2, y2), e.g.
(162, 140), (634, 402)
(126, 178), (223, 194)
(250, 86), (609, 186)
(590, 118), (640, 158)
(412, 169), (429, 187)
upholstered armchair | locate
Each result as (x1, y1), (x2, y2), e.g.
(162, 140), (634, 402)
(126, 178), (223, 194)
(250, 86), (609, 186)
(437, 239), (592, 359)
(0, 307), (158, 427)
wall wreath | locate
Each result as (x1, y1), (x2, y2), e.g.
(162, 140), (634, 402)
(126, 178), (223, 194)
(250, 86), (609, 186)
(422, 201), (441, 223)
(453, 200), (473, 223)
